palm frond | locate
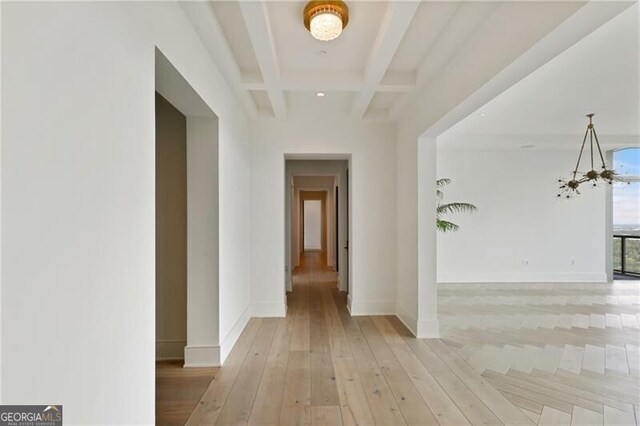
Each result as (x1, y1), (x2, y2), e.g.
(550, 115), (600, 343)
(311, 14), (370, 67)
(436, 178), (451, 188)
(436, 178), (476, 233)
(437, 219), (459, 232)
(437, 202), (477, 216)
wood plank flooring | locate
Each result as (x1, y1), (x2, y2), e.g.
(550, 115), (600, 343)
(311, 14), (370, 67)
(440, 281), (640, 426)
(156, 360), (218, 426)
(161, 255), (640, 425)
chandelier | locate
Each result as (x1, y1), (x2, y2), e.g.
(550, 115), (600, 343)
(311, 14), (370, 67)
(558, 114), (616, 198)
(304, 1), (349, 41)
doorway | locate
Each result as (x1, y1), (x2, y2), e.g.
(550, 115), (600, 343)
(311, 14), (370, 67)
(301, 192), (327, 254)
(155, 49), (220, 424)
(303, 199), (322, 251)
(155, 92), (187, 362)
(284, 159), (350, 297)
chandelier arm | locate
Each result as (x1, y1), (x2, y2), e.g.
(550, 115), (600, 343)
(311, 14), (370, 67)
(572, 128), (590, 179)
(589, 128), (594, 170)
(591, 126), (607, 169)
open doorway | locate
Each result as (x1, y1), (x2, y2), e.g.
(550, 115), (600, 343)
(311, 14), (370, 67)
(284, 159), (350, 300)
(303, 200), (322, 251)
(302, 195), (325, 253)
(155, 91), (187, 361)
(155, 49), (220, 424)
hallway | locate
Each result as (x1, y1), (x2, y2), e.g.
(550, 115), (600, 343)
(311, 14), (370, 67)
(182, 252), (533, 425)
(158, 254), (640, 425)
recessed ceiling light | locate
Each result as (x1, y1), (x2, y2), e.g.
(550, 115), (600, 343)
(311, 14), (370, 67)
(316, 92), (325, 98)
(480, 112), (486, 117)
(317, 50), (327, 57)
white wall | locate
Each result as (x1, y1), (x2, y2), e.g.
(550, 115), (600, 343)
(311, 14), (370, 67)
(437, 147), (608, 283)
(393, 2), (605, 338)
(1, 2), (251, 423)
(155, 93), (187, 361)
(218, 116), (252, 365)
(0, 1), (3, 404)
(252, 119), (396, 316)
(185, 117), (220, 367)
(303, 200), (322, 250)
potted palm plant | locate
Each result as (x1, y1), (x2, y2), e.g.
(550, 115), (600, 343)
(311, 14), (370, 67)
(436, 178), (477, 232)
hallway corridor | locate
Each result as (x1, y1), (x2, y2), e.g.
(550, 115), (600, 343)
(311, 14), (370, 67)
(182, 252), (533, 425)
(158, 253), (640, 425)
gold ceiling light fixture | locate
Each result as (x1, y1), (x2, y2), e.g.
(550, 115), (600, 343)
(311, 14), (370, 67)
(304, 1), (349, 41)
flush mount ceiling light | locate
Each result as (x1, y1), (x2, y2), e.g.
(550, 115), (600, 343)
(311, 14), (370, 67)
(558, 114), (617, 198)
(316, 92), (325, 97)
(304, 1), (349, 41)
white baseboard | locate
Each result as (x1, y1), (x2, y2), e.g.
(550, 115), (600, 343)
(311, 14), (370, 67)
(416, 320), (440, 338)
(394, 303), (440, 338)
(156, 340), (186, 361)
(348, 299), (395, 316)
(438, 271), (608, 283)
(395, 303), (417, 336)
(220, 304), (252, 364)
(252, 301), (286, 317)
(184, 345), (220, 367)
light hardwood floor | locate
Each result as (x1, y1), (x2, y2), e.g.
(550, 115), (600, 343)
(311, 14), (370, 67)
(156, 360), (218, 426)
(439, 282), (640, 425)
(164, 254), (640, 425)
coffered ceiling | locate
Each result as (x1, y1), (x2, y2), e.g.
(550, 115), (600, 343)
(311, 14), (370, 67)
(180, 1), (631, 122)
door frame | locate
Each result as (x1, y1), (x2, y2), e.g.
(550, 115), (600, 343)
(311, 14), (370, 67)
(156, 48), (221, 368)
(300, 191), (327, 254)
(283, 156), (352, 298)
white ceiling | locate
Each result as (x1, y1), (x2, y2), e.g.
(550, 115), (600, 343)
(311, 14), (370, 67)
(267, 1), (387, 74)
(441, 3), (639, 142)
(182, 1), (636, 122)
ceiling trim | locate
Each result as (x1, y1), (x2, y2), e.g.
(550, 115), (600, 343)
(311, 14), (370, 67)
(241, 70), (416, 93)
(437, 134), (640, 151)
(424, 1), (636, 138)
(389, 2), (500, 120)
(350, 1), (420, 118)
(179, 2), (258, 118)
(239, 1), (287, 119)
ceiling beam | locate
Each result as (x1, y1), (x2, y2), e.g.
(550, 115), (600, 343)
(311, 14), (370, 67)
(179, 2), (257, 118)
(389, 2), (498, 120)
(350, 1), (420, 118)
(400, 1), (634, 134)
(240, 70), (416, 93)
(239, 1), (287, 119)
